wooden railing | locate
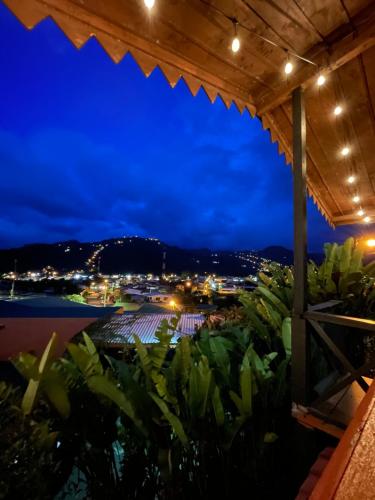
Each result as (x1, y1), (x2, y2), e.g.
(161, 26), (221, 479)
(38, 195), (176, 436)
(301, 304), (375, 415)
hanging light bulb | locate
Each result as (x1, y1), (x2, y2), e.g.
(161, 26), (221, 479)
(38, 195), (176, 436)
(347, 175), (356, 184)
(357, 209), (365, 216)
(144, 0), (155, 10)
(353, 195), (360, 204)
(364, 216), (371, 223)
(341, 146), (350, 156)
(284, 60), (293, 75)
(334, 105), (343, 116)
(317, 74), (326, 86)
(231, 36), (240, 53)
(231, 21), (240, 53)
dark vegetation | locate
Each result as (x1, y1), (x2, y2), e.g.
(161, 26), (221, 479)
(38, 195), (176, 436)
(0, 238), (373, 499)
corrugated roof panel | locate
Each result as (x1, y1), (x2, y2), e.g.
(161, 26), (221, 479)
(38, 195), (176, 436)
(91, 313), (205, 345)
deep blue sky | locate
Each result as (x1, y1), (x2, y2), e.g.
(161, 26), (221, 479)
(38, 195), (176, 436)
(0, 3), (356, 251)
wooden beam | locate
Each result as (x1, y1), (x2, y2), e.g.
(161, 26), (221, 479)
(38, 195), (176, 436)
(308, 319), (370, 393)
(305, 311), (375, 332)
(256, 4), (375, 116)
(308, 300), (342, 312)
(291, 86), (309, 405)
(332, 208), (375, 225)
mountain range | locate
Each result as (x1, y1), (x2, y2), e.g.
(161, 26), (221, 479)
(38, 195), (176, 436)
(0, 237), (322, 276)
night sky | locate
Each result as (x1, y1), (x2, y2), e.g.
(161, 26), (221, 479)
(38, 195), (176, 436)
(0, 3), (356, 252)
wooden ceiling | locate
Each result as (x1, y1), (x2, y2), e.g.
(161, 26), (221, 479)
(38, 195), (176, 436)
(4, 0), (375, 226)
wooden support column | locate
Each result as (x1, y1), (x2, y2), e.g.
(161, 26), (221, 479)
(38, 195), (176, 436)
(292, 87), (309, 405)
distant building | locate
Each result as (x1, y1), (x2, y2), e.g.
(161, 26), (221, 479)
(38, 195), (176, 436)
(144, 292), (174, 303)
(0, 296), (119, 360)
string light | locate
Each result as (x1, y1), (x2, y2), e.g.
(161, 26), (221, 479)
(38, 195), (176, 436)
(231, 36), (240, 52)
(353, 195), (360, 203)
(334, 105), (343, 116)
(284, 59), (293, 75)
(317, 74), (326, 86)
(347, 175), (356, 184)
(357, 209), (365, 216)
(341, 146), (350, 156)
(231, 21), (240, 53)
(364, 216), (371, 223)
(144, 0), (155, 10)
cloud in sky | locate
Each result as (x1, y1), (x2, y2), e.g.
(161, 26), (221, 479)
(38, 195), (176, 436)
(0, 3), (356, 251)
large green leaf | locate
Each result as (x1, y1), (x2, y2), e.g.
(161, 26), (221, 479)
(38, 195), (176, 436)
(188, 357), (212, 418)
(88, 374), (147, 435)
(240, 354), (252, 417)
(281, 317), (292, 358)
(21, 332), (58, 415)
(257, 286), (290, 318)
(211, 384), (225, 426)
(149, 392), (189, 447)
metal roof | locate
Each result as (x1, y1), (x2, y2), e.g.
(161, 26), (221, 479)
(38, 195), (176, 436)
(90, 313), (205, 345)
(0, 296), (119, 318)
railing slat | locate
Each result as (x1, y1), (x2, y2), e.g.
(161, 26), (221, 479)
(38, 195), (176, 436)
(304, 311), (375, 332)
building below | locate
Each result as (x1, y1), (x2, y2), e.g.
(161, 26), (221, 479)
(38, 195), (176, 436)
(89, 313), (205, 346)
(0, 296), (119, 359)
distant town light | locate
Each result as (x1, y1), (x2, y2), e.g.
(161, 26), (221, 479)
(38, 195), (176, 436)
(334, 105), (343, 116)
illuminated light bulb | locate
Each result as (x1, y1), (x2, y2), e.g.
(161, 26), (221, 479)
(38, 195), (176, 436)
(144, 0), (155, 9)
(367, 239), (375, 247)
(284, 61), (293, 75)
(341, 146), (350, 156)
(364, 216), (371, 223)
(353, 195), (360, 203)
(357, 209), (365, 216)
(231, 36), (240, 53)
(347, 175), (356, 184)
(334, 105), (343, 116)
(317, 74), (326, 86)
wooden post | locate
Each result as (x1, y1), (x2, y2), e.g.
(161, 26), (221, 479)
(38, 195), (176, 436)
(292, 87), (309, 405)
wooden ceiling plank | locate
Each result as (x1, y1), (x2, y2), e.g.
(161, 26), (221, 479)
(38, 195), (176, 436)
(4, 0), (47, 29)
(257, 4), (375, 115)
(28, 0), (255, 108)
